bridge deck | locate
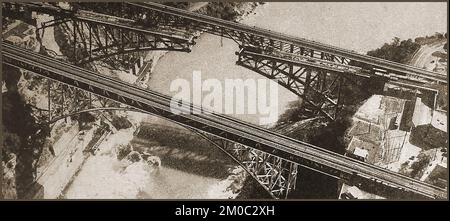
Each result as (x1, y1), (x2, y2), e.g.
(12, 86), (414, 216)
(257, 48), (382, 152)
(4, 2), (446, 85)
(2, 43), (446, 199)
(4, 2), (446, 88)
(130, 2), (447, 84)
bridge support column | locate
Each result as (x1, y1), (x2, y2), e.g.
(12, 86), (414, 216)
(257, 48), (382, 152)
(192, 130), (298, 199)
(235, 47), (346, 120)
(47, 80), (51, 121)
(3, 3), (197, 71)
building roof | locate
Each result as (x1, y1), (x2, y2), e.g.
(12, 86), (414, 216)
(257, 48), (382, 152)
(353, 147), (369, 159)
(412, 97), (433, 126)
(431, 110), (447, 132)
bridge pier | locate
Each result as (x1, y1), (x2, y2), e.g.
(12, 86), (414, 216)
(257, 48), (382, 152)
(3, 2), (196, 71)
(3, 2), (447, 199)
(192, 131), (298, 199)
(235, 46), (347, 120)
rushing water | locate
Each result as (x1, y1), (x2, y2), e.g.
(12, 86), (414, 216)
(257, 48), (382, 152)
(64, 115), (241, 199)
(146, 2), (447, 199)
(149, 2), (447, 124)
(66, 2), (447, 199)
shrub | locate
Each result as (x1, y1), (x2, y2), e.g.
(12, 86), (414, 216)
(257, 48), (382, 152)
(116, 144), (133, 161)
(111, 115), (132, 130)
(367, 37), (420, 64)
(126, 150), (142, 163)
(410, 154), (431, 178)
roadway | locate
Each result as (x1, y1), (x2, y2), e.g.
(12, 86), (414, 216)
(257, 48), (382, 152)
(4, 2), (446, 85)
(4, 2), (447, 87)
(2, 42), (447, 199)
(129, 2), (447, 84)
(1, 2), (193, 42)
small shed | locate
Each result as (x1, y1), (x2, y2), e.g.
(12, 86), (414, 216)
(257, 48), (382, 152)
(353, 147), (369, 160)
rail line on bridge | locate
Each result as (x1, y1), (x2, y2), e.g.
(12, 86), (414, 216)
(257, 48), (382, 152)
(3, 2), (447, 121)
(126, 2), (447, 84)
(2, 2), (195, 70)
(5, 3), (447, 120)
(2, 42), (446, 199)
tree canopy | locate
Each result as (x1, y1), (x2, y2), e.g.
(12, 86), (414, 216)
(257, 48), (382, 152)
(367, 37), (420, 64)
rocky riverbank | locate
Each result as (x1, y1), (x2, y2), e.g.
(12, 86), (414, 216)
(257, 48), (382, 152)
(60, 2), (265, 199)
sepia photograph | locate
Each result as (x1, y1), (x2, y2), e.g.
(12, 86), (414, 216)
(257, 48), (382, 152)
(1, 0), (448, 203)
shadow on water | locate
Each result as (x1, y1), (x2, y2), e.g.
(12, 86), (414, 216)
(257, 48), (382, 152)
(132, 116), (348, 199)
(236, 106), (355, 199)
(132, 123), (237, 180)
(2, 65), (49, 199)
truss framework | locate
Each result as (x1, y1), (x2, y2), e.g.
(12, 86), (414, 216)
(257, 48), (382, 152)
(3, 46), (440, 199)
(26, 74), (300, 199)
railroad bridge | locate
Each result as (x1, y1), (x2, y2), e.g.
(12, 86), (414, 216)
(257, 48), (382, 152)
(3, 2), (446, 120)
(1, 2), (447, 199)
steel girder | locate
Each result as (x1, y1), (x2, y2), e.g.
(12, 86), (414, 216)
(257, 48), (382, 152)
(84, 2), (356, 66)
(37, 76), (300, 199)
(38, 74), (300, 199)
(28, 78), (120, 124)
(5, 45), (444, 199)
(3, 48), (347, 197)
(33, 76), (300, 199)
(236, 47), (348, 120)
(8, 62), (301, 200)
(75, 2), (266, 45)
(128, 2), (447, 85)
(76, 2), (190, 28)
(20, 2), (442, 99)
(76, 2), (445, 92)
(192, 131), (298, 199)
(2, 2), (195, 71)
(43, 18), (193, 70)
(71, 3), (355, 120)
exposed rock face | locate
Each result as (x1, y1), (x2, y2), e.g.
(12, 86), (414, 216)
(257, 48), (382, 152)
(2, 153), (18, 199)
(2, 23), (50, 199)
(2, 83), (48, 199)
(146, 155), (161, 167)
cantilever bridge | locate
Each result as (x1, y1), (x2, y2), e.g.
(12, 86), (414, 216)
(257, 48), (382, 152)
(1, 2), (447, 199)
(3, 2), (446, 120)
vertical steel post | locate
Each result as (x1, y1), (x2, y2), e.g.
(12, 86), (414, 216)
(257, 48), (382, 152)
(105, 28), (108, 54)
(89, 24), (92, 58)
(289, 45), (294, 76)
(305, 69), (312, 98)
(61, 85), (66, 123)
(285, 163), (298, 199)
(321, 71), (327, 93)
(47, 80), (51, 121)
(73, 20), (77, 61)
(335, 76), (343, 119)
(89, 93), (92, 109)
(74, 89), (78, 111)
(285, 163), (293, 199)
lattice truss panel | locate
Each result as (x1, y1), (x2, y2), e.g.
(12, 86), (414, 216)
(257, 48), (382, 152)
(41, 19), (193, 71)
(26, 74), (299, 199)
(29, 78), (123, 124)
(236, 48), (348, 120)
(71, 2), (362, 120)
(2, 2), (195, 71)
(193, 131), (298, 199)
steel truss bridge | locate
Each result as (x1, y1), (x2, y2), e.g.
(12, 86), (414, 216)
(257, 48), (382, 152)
(2, 2), (447, 120)
(2, 2), (196, 70)
(2, 43), (447, 199)
(1, 2), (447, 199)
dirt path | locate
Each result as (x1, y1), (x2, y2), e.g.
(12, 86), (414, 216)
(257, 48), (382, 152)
(409, 40), (446, 71)
(188, 2), (209, 12)
(34, 126), (80, 198)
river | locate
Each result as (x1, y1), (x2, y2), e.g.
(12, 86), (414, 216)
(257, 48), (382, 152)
(149, 2), (447, 124)
(65, 2), (447, 199)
